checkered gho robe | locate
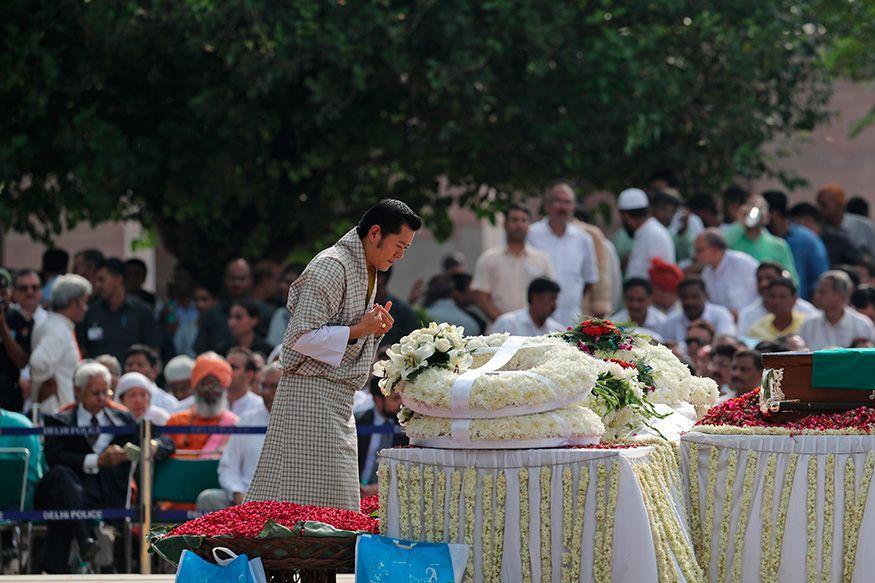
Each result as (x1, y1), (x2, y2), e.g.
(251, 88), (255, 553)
(245, 228), (379, 511)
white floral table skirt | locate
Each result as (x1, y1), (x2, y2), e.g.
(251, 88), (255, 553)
(681, 430), (875, 582)
(378, 442), (701, 583)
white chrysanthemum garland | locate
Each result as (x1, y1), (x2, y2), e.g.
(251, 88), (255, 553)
(373, 322), (471, 395)
(400, 401), (605, 443)
(397, 337), (601, 416)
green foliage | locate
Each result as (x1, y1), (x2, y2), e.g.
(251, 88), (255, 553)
(814, 0), (875, 136)
(1, 1), (833, 278)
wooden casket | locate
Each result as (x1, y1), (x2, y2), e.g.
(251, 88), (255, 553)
(760, 351), (875, 415)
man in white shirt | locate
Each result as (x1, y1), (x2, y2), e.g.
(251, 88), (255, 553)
(800, 271), (875, 350)
(694, 228), (759, 314)
(197, 362), (279, 510)
(611, 278), (666, 332)
(527, 183), (599, 327)
(659, 277), (736, 343)
(226, 346), (266, 417)
(737, 262), (818, 336)
(471, 204), (554, 320)
(488, 277), (564, 336)
(618, 188), (676, 280)
(29, 274), (92, 414)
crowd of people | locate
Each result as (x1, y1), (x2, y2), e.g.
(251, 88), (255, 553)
(1, 173), (873, 572)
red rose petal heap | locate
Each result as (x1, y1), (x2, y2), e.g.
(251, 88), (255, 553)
(697, 388), (875, 432)
(360, 494), (380, 516)
(168, 500), (379, 538)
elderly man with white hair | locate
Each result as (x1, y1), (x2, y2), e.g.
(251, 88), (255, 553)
(115, 372), (171, 425)
(28, 274), (92, 413)
(34, 362), (136, 573)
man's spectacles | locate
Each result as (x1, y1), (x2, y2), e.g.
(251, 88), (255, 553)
(685, 338), (705, 347)
(16, 285), (40, 292)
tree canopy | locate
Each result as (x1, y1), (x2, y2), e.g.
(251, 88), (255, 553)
(1, 0), (834, 278)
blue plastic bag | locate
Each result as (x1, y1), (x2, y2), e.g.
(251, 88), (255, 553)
(355, 534), (468, 583)
(175, 547), (267, 583)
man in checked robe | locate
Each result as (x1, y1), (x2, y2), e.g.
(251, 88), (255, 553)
(246, 199), (421, 510)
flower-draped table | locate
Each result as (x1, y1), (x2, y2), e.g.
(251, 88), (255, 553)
(681, 428), (875, 582)
(378, 441), (702, 583)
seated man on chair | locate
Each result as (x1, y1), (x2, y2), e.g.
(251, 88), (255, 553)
(165, 352), (238, 458)
(35, 362), (137, 573)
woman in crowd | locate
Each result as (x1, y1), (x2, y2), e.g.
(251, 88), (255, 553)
(219, 298), (274, 356)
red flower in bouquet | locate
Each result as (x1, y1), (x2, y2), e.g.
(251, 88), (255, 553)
(607, 358), (637, 370)
(580, 319), (619, 338)
(360, 495), (380, 516)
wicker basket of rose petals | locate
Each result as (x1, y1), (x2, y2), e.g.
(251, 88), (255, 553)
(151, 499), (379, 581)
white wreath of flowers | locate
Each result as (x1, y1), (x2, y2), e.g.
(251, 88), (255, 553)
(401, 401), (605, 444)
(399, 337), (601, 416)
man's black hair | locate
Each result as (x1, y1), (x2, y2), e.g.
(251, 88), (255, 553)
(722, 185), (749, 205)
(712, 343), (738, 359)
(527, 277), (561, 303)
(847, 196), (869, 218)
(678, 276), (706, 294)
(98, 257), (125, 278)
(231, 298), (263, 321)
(649, 169), (680, 189)
(623, 277), (652, 295)
(42, 248), (69, 274)
(850, 287), (875, 310)
(621, 207), (649, 219)
(651, 190), (681, 208)
(124, 343), (160, 368)
(767, 276), (797, 296)
(505, 203), (531, 218)
(756, 261), (785, 276)
(124, 258), (148, 273)
(227, 346), (259, 372)
(76, 248), (105, 270)
(688, 193), (719, 214)
(761, 190), (788, 215)
(451, 272), (473, 293)
(788, 202), (822, 222)
(356, 199), (422, 238)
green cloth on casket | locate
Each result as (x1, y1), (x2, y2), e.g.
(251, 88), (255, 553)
(812, 348), (875, 390)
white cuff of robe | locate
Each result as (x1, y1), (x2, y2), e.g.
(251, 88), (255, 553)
(292, 326), (351, 368)
(83, 453), (99, 474)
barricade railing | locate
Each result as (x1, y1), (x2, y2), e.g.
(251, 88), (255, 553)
(0, 419), (403, 573)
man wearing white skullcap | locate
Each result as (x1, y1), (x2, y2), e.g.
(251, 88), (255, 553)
(618, 188), (676, 279)
(164, 355), (195, 411)
(115, 372), (170, 425)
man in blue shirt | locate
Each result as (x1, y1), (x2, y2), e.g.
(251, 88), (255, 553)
(763, 191), (829, 300)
